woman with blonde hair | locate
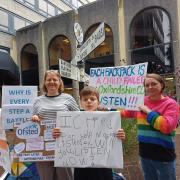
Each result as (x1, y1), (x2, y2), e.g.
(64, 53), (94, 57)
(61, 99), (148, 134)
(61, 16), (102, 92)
(32, 70), (79, 180)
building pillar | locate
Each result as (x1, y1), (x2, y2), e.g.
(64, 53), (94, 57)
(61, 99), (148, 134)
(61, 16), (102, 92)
(118, 0), (127, 66)
(39, 24), (47, 95)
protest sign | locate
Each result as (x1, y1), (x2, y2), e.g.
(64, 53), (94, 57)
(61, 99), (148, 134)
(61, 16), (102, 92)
(1, 86), (55, 162)
(54, 111), (123, 168)
(2, 86), (37, 129)
(89, 62), (148, 110)
(13, 120), (55, 162)
(2, 86), (37, 105)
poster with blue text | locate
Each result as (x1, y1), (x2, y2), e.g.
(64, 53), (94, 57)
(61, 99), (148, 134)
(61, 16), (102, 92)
(2, 86), (37, 129)
(89, 63), (148, 110)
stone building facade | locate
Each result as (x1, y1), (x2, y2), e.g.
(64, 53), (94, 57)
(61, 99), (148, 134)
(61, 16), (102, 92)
(15, 0), (180, 101)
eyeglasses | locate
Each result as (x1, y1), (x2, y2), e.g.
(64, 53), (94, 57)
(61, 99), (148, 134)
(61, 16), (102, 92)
(145, 82), (159, 88)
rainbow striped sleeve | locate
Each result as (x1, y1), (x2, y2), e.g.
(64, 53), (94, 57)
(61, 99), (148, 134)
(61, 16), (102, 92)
(147, 103), (178, 134)
(121, 109), (136, 120)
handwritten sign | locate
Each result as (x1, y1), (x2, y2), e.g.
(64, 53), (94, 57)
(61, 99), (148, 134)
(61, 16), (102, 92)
(55, 111), (123, 168)
(2, 86), (37, 129)
(89, 63), (148, 110)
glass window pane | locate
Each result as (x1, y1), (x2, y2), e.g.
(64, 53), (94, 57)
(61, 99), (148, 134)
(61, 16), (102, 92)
(48, 4), (55, 16)
(25, 0), (35, 8)
(0, 10), (8, 27)
(130, 8), (170, 49)
(39, 0), (47, 13)
(14, 17), (25, 30)
(72, 0), (77, 7)
(26, 0), (35, 4)
(130, 8), (173, 74)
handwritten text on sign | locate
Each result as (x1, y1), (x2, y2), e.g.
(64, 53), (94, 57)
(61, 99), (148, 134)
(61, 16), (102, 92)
(89, 63), (148, 110)
(55, 111), (123, 168)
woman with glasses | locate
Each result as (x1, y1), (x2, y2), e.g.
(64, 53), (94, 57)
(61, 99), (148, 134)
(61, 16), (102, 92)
(32, 70), (79, 180)
(121, 73), (179, 180)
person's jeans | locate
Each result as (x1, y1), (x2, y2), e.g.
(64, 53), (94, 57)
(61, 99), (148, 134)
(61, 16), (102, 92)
(140, 157), (176, 180)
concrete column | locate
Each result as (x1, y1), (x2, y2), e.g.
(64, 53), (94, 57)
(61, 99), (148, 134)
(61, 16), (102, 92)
(38, 24), (47, 95)
(118, 0), (127, 66)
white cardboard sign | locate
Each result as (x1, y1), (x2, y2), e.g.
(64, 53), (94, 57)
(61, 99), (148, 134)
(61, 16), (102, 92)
(89, 62), (148, 110)
(55, 111), (123, 168)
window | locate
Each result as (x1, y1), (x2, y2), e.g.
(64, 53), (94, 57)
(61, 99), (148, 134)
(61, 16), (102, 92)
(15, 0), (62, 17)
(48, 3), (55, 17)
(39, 0), (47, 16)
(0, 10), (8, 31)
(25, 0), (35, 8)
(14, 17), (26, 30)
(72, 0), (77, 7)
(130, 8), (173, 74)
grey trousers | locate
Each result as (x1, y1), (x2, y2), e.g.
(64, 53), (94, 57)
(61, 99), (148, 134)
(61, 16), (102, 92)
(36, 162), (73, 180)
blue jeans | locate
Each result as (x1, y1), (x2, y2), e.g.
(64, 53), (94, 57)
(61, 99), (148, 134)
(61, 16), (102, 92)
(140, 157), (176, 180)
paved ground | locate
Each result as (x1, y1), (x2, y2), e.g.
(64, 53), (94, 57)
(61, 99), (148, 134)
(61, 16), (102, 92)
(176, 128), (180, 180)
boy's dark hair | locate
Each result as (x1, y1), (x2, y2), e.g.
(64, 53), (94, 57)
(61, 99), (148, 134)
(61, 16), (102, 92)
(80, 86), (99, 100)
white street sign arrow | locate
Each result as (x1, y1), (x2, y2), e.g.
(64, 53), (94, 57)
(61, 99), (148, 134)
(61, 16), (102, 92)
(75, 22), (105, 62)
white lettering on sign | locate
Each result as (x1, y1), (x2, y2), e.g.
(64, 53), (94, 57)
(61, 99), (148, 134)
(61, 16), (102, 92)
(16, 121), (40, 139)
(55, 111), (123, 168)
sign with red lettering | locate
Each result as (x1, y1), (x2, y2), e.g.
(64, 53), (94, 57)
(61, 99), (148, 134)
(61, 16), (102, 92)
(89, 63), (148, 110)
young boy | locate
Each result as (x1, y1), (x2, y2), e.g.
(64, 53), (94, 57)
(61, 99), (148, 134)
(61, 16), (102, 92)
(53, 86), (125, 180)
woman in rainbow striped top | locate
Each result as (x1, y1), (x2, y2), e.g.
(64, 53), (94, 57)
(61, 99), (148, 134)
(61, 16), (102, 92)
(121, 73), (179, 180)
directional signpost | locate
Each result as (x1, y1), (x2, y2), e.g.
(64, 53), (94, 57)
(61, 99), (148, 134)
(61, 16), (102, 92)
(59, 59), (80, 81)
(59, 22), (105, 82)
(74, 22), (105, 63)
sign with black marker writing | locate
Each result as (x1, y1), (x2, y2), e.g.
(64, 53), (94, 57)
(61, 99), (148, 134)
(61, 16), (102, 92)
(55, 111), (123, 168)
